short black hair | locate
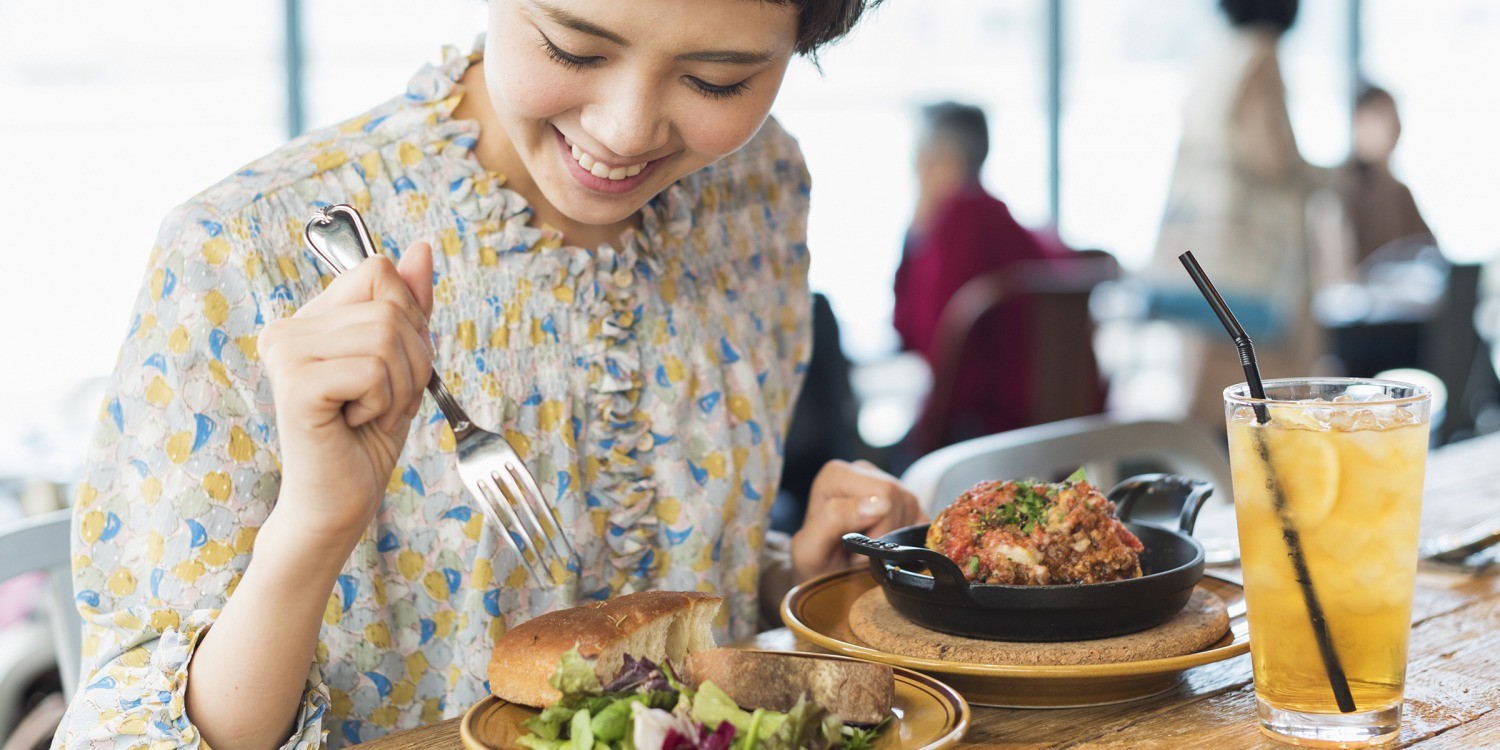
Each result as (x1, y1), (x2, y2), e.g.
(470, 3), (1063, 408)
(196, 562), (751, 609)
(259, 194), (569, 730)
(1219, 0), (1300, 32)
(922, 101), (989, 177)
(762, 0), (883, 57)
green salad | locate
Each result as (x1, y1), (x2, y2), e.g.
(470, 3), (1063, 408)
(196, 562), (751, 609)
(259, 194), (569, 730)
(516, 649), (885, 750)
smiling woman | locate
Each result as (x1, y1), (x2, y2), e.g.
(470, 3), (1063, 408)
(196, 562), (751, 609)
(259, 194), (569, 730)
(465, 0), (800, 244)
(52, 1), (930, 749)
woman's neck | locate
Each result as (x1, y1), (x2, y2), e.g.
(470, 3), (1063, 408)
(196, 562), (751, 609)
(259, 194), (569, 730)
(451, 63), (639, 249)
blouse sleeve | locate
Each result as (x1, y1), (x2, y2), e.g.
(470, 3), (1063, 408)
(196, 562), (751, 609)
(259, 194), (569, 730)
(54, 202), (331, 749)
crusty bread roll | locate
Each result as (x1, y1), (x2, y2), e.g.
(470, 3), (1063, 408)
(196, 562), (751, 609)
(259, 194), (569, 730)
(488, 591), (720, 707)
(686, 649), (894, 726)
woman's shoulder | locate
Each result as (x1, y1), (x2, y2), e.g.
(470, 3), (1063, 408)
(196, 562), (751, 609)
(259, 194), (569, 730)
(190, 98), (459, 222)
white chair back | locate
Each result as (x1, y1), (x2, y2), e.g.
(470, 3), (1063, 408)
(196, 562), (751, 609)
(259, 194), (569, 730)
(0, 510), (81, 698)
(901, 415), (1234, 517)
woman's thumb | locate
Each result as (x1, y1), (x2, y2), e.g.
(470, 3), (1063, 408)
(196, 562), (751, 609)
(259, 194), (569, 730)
(396, 241), (434, 318)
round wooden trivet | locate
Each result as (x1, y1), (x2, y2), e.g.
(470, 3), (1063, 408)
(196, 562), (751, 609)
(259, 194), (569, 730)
(848, 586), (1228, 666)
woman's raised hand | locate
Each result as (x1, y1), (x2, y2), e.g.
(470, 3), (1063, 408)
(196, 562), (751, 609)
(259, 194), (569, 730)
(791, 459), (927, 583)
(258, 243), (435, 544)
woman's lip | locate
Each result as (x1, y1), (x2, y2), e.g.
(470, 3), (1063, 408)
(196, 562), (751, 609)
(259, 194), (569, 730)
(554, 128), (664, 196)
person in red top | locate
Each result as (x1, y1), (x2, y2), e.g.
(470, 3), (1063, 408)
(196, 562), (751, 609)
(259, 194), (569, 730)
(893, 102), (1065, 447)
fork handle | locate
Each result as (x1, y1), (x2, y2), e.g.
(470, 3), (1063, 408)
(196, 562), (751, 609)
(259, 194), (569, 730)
(426, 374), (478, 439)
(305, 204), (475, 438)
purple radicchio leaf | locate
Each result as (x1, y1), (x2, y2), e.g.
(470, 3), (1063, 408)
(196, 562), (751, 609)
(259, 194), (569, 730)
(700, 721), (736, 750)
(604, 654), (671, 694)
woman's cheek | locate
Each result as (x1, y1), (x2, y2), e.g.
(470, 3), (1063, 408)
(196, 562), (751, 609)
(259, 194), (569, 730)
(492, 58), (582, 121)
(680, 95), (779, 159)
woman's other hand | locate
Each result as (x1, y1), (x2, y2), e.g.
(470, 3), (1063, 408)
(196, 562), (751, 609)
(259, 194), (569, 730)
(790, 459), (927, 583)
(258, 243), (435, 544)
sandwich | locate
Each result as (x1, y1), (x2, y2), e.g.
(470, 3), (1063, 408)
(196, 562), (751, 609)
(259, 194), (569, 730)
(488, 591), (894, 750)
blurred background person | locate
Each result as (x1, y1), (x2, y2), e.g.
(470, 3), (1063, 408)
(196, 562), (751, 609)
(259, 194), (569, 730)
(892, 101), (1076, 452)
(1336, 83), (1433, 266)
(1145, 0), (1342, 429)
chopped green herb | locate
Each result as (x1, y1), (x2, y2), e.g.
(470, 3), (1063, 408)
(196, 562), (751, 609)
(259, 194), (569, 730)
(965, 556), (979, 576)
(982, 482), (1053, 534)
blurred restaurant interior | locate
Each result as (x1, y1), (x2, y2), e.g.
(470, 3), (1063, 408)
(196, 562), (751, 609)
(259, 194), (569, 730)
(1, 0), (1499, 745)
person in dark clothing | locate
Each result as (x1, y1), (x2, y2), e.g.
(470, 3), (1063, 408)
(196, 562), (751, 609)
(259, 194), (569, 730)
(892, 102), (1062, 445)
(771, 293), (863, 534)
(1335, 84), (1433, 265)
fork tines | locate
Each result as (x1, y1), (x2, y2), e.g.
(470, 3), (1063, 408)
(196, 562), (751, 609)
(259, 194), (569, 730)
(471, 466), (576, 586)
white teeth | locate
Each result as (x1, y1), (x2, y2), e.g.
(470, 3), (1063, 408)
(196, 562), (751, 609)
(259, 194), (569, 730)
(565, 136), (646, 180)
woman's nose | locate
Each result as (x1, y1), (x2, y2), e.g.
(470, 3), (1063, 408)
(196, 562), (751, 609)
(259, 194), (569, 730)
(579, 84), (670, 162)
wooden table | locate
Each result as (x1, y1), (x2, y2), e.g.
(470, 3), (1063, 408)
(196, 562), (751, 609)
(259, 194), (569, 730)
(365, 433), (1500, 749)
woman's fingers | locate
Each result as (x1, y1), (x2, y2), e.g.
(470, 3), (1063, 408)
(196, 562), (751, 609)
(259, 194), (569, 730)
(792, 460), (927, 580)
(396, 242), (435, 318)
(263, 301), (430, 415)
(296, 254), (429, 336)
(279, 357), (395, 430)
(261, 303), (432, 434)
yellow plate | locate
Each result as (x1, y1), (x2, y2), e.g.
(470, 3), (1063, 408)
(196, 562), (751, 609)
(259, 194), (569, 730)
(781, 568), (1251, 709)
(461, 652), (968, 750)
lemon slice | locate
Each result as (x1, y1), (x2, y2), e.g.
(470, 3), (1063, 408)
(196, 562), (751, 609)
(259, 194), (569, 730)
(1261, 428), (1340, 528)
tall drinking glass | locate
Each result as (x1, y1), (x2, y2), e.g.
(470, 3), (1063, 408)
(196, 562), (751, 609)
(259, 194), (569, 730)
(1225, 378), (1430, 747)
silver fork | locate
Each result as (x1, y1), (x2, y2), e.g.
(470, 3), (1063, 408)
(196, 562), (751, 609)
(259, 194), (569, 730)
(304, 204), (575, 585)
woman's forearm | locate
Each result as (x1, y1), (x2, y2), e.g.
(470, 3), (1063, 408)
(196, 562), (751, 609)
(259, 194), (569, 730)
(186, 503), (361, 750)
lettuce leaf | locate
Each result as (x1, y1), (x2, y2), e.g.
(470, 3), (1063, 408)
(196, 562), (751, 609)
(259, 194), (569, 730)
(688, 682), (753, 735)
(551, 647), (604, 696)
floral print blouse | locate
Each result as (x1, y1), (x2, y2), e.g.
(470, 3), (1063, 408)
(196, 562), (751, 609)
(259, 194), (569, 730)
(56, 42), (811, 749)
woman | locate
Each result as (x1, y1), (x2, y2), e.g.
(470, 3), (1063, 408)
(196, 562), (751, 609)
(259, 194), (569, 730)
(57, 2), (922, 748)
(1147, 0), (1337, 429)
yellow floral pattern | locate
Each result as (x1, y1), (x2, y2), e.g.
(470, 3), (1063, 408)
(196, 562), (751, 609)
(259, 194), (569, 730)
(55, 42), (810, 749)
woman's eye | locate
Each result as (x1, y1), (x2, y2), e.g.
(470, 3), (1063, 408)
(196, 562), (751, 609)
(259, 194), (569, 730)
(688, 77), (751, 100)
(538, 34), (602, 70)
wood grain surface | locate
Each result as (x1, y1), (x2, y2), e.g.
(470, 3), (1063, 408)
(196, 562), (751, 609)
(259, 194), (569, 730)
(362, 432), (1500, 750)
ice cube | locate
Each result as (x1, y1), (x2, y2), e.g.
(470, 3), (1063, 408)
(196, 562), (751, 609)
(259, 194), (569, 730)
(1364, 392), (1395, 403)
(1350, 408), (1381, 430)
(1333, 394), (1357, 403)
(1329, 409), (1356, 430)
(1393, 406), (1421, 425)
(1231, 406), (1258, 424)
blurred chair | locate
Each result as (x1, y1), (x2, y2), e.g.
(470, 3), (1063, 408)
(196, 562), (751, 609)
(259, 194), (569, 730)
(907, 250), (1119, 456)
(0, 510), (78, 740)
(901, 415), (1233, 519)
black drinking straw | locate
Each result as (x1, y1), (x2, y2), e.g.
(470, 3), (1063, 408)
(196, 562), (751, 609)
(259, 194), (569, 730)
(1178, 252), (1356, 714)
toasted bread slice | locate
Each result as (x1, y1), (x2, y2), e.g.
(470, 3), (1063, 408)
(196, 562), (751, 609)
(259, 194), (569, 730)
(488, 591), (720, 707)
(686, 649), (894, 725)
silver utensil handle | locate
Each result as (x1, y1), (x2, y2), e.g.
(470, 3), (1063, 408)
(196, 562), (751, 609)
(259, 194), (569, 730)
(305, 204), (378, 274)
(303, 204), (477, 437)
(426, 374), (477, 438)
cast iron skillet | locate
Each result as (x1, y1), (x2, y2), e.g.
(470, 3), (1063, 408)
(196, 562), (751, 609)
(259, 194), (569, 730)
(841, 473), (1212, 642)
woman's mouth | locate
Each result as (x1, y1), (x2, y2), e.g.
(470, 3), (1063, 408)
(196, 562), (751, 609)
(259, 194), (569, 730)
(555, 128), (662, 195)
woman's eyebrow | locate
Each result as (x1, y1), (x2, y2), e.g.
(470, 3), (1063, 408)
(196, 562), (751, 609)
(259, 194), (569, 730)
(676, 49), (776, 65)
(532, 0), (630, 46)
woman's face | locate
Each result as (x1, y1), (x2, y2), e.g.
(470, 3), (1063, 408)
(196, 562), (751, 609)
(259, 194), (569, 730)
(483, 0), (799, 229)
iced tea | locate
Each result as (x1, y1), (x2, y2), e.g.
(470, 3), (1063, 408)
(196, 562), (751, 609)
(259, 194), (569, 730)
(1226, 379), (1430, 747)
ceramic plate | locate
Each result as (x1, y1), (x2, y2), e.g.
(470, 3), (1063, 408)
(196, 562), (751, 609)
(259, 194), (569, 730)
(781, 568), (1250, 708)
(461, 652), (969, 750)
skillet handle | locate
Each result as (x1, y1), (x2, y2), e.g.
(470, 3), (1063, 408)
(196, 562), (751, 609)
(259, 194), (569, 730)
(841, 533), (971, 592)
(1108, 473), (1216, 536)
